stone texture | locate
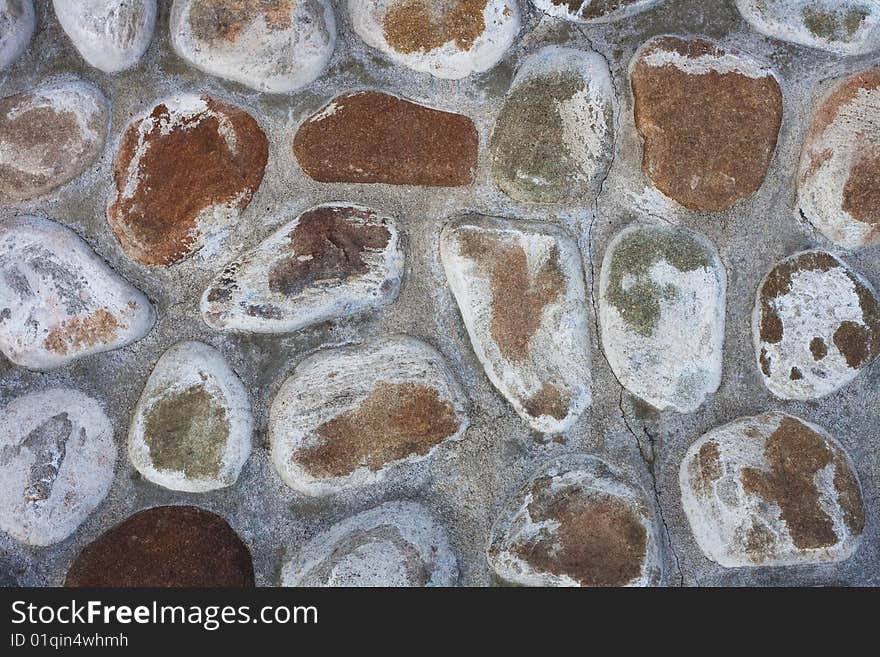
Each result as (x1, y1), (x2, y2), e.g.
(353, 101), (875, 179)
(108, 95), (268, 266)
(170, 0), (336, 94)
(282, 501), (458, 586)
(65, 505), (254, 587)
(680, 412), (865, 567)
(348, 0), (519, 79)
(490, 45), (615, 205)
(0, 216), (155, 371)
(440, 215), (591, 434)
(0, 0), (34, 70)
(201, 203), (403, 333)
(735, 0), (880, 56)
(631, 36), (783, 212)
(798, 68), (880, 249)
(0, 389), (116, 547)
(270, 336), (468, 496)
(53, 0), (156, 73)
(753, 251), (880, 400)
(531, 0), (663, 23)
(0, 80), (109, 202)
(488, 455), (662, 586)
(599, 224), (726, 413)
(293, 91), (478, 186)
(128, 341), (252, 493)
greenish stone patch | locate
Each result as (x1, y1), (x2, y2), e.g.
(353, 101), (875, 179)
(802, 5), (868, 40)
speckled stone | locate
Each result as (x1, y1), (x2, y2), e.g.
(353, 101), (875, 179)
(531, 0), (663, 23)
(0, 0), (34, 70)
(680, 412), (865, 567)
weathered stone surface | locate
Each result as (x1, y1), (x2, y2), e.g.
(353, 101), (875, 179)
(753, 251), (880, 400)
(0, 1), (34, 70)
(108, 95), (268, 266)
(599, 224), (726, 413)
(488, 455), (661, 586)
(531, 0), (663, 23)
(735, 0), (880, 56)
(65, 506), (254, 587)
(680, 412), (865, 567)
(282, 501), (458, 586)
(201, 203), (403, 333)
(0, 389), (116, 547)
(440, 215), (591, 434)
(171, 0), (335, 93)
(129, 341), (252, 493)
(490, 45), (615, 205)
(0, 81), (108, 202)
(798, 69), (880, 249)
(631, 36), (783, 212)
(293, 91), (478, 186)
(0, 216), (155, 371)
(53, 0), (156, 73)
(270, 336), (468, 496)
(349, 0), (519, 79)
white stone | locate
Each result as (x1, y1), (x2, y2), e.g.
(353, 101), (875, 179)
(531, 0), (663, 23)
(440, 215), (591, 434)
(348, 0), (519, 79)
(0, 389), (116, 546)
(128, 341), (252, 493)
(599, 224), (726, 413)
(281, 501), (458, 586)
(0, 0), (34, 70)
(53, 0), (156, 73)
(0, 216), (155, 371)
(170, 0), (336, 93)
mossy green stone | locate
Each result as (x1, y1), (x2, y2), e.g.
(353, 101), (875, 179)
(802, 6), (868, 40)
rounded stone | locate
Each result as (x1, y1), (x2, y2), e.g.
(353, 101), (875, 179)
(798, 68), (880, 249)
(487, 455), (662, 587)
(680, 412), (865, 567)
(0, 389), (116, 547)
(753, 251), (880, 400)
(348, 0), (520, 79)
(107, 95), (268, 266)
(440, 215), (591, 434)
(282, 501), (458, 586)
(0, 215), (156, 371)
(270, 336), (468, 496)
(0, 0), (34, 70)
(0, 81), (109, 203)
(129, 341), (252, 493)
(490, 45), (615, 205)
(53, 0), (156, 73)
(599, 224), (726, 413)
(201, 203), (404, 333)
(735, 0), (880, 56)
(170, 0), (336, 94)
(65, 506), (254, 587)
(531, 0), (663, 23)
(630, 36), (783, 212)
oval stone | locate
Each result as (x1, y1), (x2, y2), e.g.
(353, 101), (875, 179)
(0, 81), (109, 202)
(630, 36), (782, 212)
(753, 251), (880, 400)
(490, 45), (615, 205)
(282, 501), (458, 586)
(0, 216), (155, 371)
(0, 0), (34, 70)
(293, 91), (478, 186)
(170, 0), (336, 93)
(108, 95), (268, 266)
(487, 455), (662, 587)
(798, 68), (880, 249)
(270, 336), (468, 496)
(348, 0), (520, 79)
(129, 341), (252, 493)
(201, 203), (403, 333)
(599, 224), (726, 413)
(680, 412), (865, 567)
(440, 215), (591, 434)
(53, 0), (156, 73)
(65, 506), (254, 587)
(0, 389), (116, 546)
(530, 0), (663, 23)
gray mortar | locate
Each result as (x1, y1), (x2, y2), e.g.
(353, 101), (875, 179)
(0, 0), (877, 587)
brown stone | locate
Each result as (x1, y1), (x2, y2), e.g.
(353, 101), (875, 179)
(383, 0), (489, 54)
(293, 91), (478, 186)
(188, 0), (295, 44)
